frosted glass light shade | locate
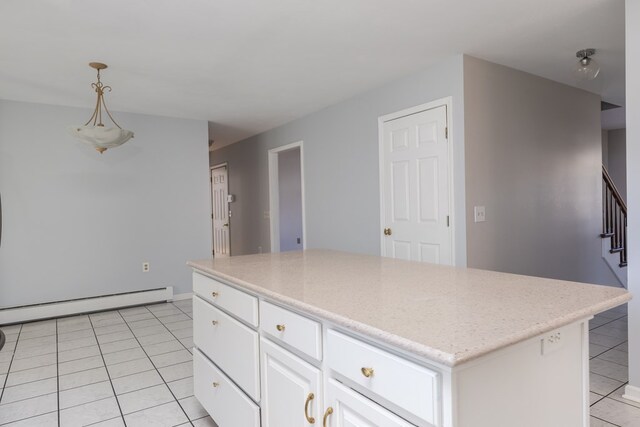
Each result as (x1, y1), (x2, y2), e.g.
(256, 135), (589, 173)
(574, 57), (600, 81)
(69, 125), (134, 153)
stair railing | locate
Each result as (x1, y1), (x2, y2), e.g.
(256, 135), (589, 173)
(602, 165), (628, 267)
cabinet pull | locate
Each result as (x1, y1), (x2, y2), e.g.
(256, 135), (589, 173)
(304, 392), (316, 424)
(276, 324), (286, 332)
(212, 382), (219, 388)
(211, 291), (219, 298)
(361, 367), (374, 378)
(322, 407), (333, 427)
(211, 320), (218, 326)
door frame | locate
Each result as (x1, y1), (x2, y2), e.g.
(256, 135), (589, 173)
(377, 97), (456, 265)
(268, 141), (306, 253)
(210, 162), (230, 257)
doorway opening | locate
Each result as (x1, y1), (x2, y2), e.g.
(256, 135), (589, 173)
(268, 142), (305, 253)
(210, 163), (230, 257)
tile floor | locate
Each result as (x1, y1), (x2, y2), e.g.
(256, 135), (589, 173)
(0, 300), (217, 427)
(0, 300), (638, 426)
(589, 303), (640, 427)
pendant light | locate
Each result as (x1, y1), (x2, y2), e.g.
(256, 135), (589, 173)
(574, 49), (600, 81)
(69, 62), (134, 153)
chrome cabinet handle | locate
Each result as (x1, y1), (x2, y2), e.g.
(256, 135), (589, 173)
(322, 407), (333, 427)
(304, 393), (315, 424)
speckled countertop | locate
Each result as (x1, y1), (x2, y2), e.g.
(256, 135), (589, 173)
(188, 250), (631, 367)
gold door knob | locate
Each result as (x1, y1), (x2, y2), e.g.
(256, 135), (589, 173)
(361, 367), (374, 378)
(211, 291), (218, 298)
(211, 320), (218, 326)
(212, 382), (219, 388)
(304, 393), (316, 424)
(276, 324), (286, 332)
(383, 228), (392, 236)
(322, 407), (333, 427)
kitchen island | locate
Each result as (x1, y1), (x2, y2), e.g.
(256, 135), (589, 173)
(188, 250), (630, 427)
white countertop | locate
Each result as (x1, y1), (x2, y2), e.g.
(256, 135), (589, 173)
(188, 250), (631, 366)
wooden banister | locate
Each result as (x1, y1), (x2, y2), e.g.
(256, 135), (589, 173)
(602, 165), (627, 267)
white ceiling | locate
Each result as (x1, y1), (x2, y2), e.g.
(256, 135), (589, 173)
(0, 0), (625, 148)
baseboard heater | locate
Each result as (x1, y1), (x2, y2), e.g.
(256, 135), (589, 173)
(0, 287), (174, 325)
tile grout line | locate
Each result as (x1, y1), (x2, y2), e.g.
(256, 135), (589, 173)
(145, 306), (194, 355)
(87, 315), (128, 427)
(116, 307), (195, 426)
(55, 319), (60, 427)
(0, 324), (23, 404)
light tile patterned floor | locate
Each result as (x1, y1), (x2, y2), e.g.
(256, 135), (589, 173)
(0, 300), (217, 427)
(589, 303), (640, 427)
(1, 300), (638, 426)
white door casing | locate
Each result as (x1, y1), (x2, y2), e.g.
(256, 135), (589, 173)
(211, 164), (230, 257)
(380, 100), (454, 265)
(268, 141), (306, 253)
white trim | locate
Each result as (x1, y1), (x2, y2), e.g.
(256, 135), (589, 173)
(378, 97), (456, 265)
(623, 384), (640, 403)
(268, 141), (307, 253)
(171, 292), (193, 301)
(0, 287), (174, 325)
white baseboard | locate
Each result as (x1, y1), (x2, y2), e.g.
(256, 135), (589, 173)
(172, 292), (193, 301)
(0, 287), (174, 325)
(623, 384), (640, 403)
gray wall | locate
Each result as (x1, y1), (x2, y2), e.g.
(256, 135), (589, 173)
(607, 129), (626, 202)
(602, 130), (609, 167)
(212, 55), (466, 263)
(464, 56), (618, 286)
(0, 99), (211, 307)
(278, 148), (303, 252)
(625, 0), (639, 391)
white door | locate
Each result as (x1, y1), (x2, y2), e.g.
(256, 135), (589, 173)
(324, 379), (415, 427)
(260, 338), (322, 427)
(381, 104), (452, 265)
(211, 165), (230, 257)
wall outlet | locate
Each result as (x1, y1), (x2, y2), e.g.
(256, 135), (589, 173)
(142, 262), (150, 273)
(474, 206), (486, 223)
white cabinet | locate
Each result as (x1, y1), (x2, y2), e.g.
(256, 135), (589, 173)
(194, 349), (260, 427)
(260, 337), (323, 427)
(324, 378), (416, 427)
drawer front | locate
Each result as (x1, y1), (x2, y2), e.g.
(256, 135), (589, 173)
(327, 330), (439, 426)
(194, 296), (260, 401)
(194, 349), (260, 427)
(260, 300), (322, 361)
(193, 272), (258, 327)
(326, 378), (415, 427)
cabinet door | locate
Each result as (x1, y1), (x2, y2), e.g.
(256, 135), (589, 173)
(325, 379), (416, 427)
(261, 337), (322, 427)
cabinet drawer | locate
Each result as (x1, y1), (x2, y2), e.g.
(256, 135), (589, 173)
(326, 378), (415, 427)
(194, 349), (260, 427)
(260, 300), (322, 361)
(193, 272), (258, 327)
(194, 296), (260, 401)
(327, 330), (439, 426)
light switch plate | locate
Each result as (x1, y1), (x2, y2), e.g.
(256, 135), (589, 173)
(474, 206), (486, 223)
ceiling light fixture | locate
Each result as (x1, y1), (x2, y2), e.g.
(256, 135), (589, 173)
(69, 62), (134, 154)
(574, 48), (600, 81)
